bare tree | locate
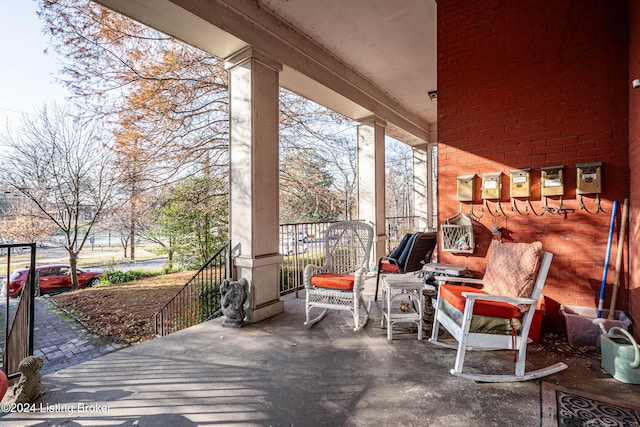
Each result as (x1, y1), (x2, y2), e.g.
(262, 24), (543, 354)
(385, 139), (413, 219)
(0, 104), (118, 289)
(321, 135), (358, 220)
(0, 205), (58, 245)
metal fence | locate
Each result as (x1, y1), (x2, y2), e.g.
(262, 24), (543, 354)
(154, 242), (229, 336)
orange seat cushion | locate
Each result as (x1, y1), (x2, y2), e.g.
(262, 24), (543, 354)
(380, 260), (400, 273)
(311, 273), (355, 291)
(439, 284), (522, 319)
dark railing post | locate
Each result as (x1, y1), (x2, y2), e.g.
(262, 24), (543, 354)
(28, 244), (36, 357)
(225, 240), (231, 280)
(3, 247), (11, 375)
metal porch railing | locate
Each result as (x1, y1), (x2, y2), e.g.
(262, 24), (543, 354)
(154, 217), (427, 336)
(1, 243), (36, 379)
(278, 217), (432, 297)
(154, 242), (229, 336)
(279, 221), (337, 296)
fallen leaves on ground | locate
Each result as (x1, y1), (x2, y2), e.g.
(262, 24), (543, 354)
(52, 271), (196, 344)
(534, 332), (601, 358)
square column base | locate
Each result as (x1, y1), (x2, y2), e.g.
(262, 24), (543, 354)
(235, 254), (285, 323)
(246, 299), (285, 323)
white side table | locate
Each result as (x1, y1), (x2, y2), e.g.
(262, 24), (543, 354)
(381, 273), (424, 341)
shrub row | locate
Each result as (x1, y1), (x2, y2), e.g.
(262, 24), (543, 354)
(102, 269), (165, 285)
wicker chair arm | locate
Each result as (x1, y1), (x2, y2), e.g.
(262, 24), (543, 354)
(304, 264), (329, 288)
(352, 267), (368, 293)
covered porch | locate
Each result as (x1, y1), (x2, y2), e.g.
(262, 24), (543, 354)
(90, 0), (640, 340)
(3, 278), (638, 426)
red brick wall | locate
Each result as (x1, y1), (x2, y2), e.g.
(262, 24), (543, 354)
(630, 0), (640, 339)
(436, 1), (630, 329)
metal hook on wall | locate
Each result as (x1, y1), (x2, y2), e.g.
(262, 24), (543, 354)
(468, 203), (482, 219)
(579, 194), (604, 214)
(496, 200), (512, 218)
(510, 198), (529, 216)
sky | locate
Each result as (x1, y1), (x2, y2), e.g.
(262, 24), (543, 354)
(0, 1), (69, 134)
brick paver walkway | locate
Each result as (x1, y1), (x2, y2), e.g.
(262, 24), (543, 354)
(1, 296), (126, 375)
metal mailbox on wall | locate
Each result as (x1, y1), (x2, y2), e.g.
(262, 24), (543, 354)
(509, 169), (531, 198)
(481, 172), (501, 200)
(456, 174), (475, 202)
(541, 165), (564, 197)
(576, 162), (603, 195)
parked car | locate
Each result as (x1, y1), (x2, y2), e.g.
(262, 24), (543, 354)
(279, 238), (308, 256)
(4, 264), (102, 298)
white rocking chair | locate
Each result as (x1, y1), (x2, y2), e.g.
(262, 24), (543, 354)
(304, 221), (373, 331)
(429, 241), (568, 382)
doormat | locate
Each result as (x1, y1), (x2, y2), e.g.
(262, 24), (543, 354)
(542, 382), (640, 427)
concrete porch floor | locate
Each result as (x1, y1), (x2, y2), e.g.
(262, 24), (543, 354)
(1, 276), (638, 426)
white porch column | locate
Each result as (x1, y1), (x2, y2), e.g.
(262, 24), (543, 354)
(412, 144), (434, 231)
(357, 116), (386, 267)
(226, 48), (284, 323)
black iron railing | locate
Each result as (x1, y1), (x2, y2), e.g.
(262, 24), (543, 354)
(1, 243), (36, 379)
(154, 242), (229, 336)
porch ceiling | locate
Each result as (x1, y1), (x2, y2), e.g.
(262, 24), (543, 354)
(95, 0), (437, 145)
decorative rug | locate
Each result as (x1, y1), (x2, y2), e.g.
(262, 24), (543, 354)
(542, 382), (640, 427)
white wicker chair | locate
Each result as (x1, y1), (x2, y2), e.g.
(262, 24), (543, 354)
(304, 221), (373, 331)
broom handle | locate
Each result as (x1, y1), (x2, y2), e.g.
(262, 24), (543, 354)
(608, 198), (629, 319)
(598, 200), (617, 318)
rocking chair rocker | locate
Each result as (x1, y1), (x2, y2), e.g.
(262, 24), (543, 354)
(429, 240), (568, 382)
(304, 221), (374, 331)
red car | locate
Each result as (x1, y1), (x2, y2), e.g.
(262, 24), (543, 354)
(4, 264), (102, 298)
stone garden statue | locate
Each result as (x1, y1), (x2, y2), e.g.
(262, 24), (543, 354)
(220, 278), (249, 328)
(2, 356), (44, 404)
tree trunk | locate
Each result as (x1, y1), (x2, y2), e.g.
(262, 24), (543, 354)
(130, 215), (136, 261)
(69, 252), (79, 290)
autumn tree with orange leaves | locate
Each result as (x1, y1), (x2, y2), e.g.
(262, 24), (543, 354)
(38, 0), (358, 263)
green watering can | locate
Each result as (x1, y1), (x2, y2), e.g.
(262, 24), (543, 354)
(599, 325), (640, 384)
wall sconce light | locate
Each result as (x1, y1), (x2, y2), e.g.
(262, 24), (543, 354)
(427, 90), (437, 101)
(633, 79), (640, 89)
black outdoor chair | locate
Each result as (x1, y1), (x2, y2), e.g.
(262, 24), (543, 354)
(374, 231), (437, 301)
